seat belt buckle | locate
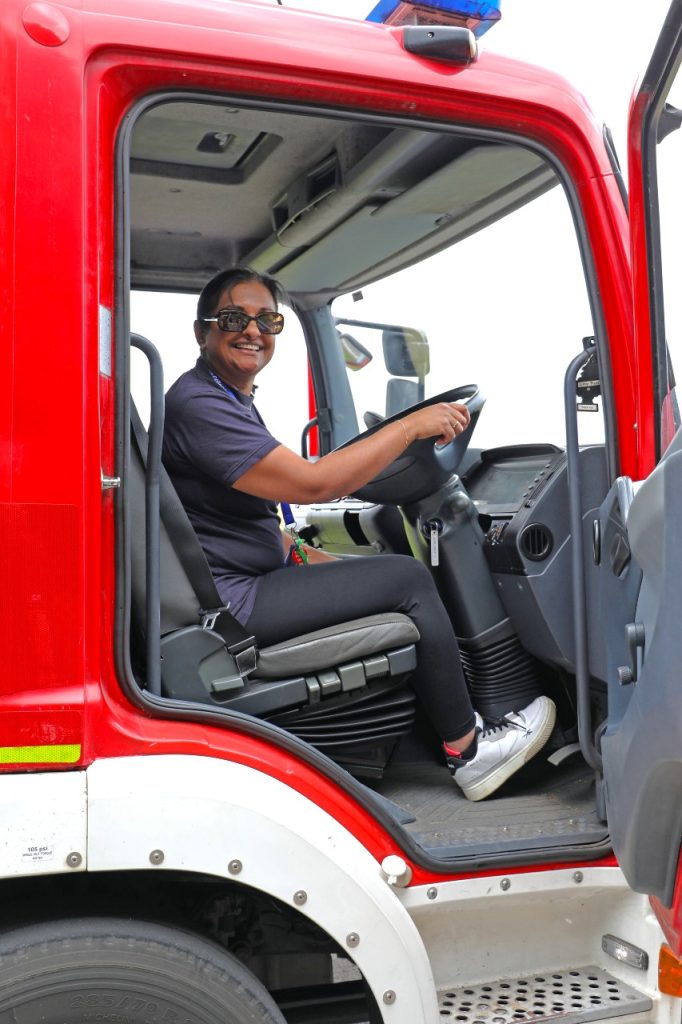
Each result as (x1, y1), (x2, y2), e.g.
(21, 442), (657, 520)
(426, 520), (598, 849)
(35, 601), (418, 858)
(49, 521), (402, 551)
(200, 605), (229, 631)
(227, 635), (258, 677)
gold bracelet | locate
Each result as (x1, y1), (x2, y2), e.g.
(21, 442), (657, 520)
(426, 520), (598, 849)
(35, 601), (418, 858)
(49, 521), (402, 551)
(397, 420), (410, 449)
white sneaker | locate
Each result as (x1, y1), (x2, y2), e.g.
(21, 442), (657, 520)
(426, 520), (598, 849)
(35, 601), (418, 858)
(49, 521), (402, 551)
(447, 696), (556, 802)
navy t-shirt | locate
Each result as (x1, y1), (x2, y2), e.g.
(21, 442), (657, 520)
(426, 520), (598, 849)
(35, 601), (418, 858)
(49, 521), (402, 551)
(162, 357), (284, 624)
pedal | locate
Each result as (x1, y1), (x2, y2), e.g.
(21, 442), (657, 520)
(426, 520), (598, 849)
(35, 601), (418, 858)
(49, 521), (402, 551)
(438, 966), (651, 1023)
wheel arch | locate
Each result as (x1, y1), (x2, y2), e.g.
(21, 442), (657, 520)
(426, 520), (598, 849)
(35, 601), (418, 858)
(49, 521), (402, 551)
(85, 754), (438, 1022)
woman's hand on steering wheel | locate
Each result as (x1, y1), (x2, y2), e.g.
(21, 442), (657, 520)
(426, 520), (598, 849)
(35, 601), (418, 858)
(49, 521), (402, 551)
(401, 401), (471, 448)
(344, 385), (483, 504)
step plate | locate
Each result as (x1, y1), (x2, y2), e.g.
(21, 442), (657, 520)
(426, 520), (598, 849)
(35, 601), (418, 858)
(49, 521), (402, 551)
(438, 967), (652, 1024)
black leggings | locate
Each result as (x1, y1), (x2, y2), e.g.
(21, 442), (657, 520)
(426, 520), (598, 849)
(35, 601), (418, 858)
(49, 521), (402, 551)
(245, 554), (475, 741)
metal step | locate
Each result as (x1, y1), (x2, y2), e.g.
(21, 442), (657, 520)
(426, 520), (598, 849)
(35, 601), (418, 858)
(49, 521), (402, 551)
(438, 966), (652, 1024)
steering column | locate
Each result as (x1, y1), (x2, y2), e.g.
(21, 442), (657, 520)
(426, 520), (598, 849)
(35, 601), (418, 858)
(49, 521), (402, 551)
(400, 475), (545, 719)
(344, 385), (545, 718)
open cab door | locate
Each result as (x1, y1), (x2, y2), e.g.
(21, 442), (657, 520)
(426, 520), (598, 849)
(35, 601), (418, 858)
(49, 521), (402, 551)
(600, 0), (682, 958)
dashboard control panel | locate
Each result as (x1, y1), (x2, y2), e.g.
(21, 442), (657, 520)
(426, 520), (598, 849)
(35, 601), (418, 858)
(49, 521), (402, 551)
(463, 446), (565, 574)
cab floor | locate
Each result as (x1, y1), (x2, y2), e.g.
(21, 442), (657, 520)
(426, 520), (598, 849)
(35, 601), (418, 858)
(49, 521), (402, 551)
(371, 750), (607, 858)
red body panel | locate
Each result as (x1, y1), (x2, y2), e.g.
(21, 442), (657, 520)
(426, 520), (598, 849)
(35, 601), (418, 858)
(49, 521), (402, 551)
(0, 0), (651, 879)
(626, 85), (657, 477)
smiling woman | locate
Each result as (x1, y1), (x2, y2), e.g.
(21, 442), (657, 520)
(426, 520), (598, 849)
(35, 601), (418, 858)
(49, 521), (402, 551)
(194, 269), (285, 394)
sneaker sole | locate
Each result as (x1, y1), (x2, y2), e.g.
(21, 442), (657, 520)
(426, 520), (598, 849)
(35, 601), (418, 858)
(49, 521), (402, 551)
(460, 701), (557, 802)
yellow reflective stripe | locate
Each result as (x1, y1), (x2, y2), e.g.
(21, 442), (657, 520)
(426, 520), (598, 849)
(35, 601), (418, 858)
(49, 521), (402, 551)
(0, 744), (81, 764)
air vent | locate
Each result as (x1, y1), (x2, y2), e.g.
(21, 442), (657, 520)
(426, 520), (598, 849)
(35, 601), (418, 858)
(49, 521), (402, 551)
(520, 523), (553, 562)
(271, 152), (340, 236)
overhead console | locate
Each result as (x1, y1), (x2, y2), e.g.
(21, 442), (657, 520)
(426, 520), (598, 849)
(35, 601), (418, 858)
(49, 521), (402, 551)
(264, 141), (557, 298)
(128, 96), (558, 298)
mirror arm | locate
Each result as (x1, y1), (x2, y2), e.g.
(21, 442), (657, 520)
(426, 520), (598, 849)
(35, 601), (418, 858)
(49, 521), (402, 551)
(334, 315), (413, 333)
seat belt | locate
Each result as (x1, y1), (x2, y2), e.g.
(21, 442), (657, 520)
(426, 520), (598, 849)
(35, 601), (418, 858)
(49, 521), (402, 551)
(130, 404), (257, 677)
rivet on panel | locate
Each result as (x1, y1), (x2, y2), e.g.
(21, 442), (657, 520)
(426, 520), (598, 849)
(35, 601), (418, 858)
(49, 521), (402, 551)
(293, 890), (308, 906)
(66, 851), (82, 868)
(383, 990), (397, 1005)
(500, 878), (511, 891)
(346, 932), (360, 948)
(149, 849), (164, 865)
(427, 886), (438, 900)
(573, 871), (584, 883)
(228, 859), (243, 876)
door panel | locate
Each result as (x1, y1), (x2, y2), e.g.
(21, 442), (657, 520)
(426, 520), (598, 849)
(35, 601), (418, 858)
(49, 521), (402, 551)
(589, 477), (641, 709)
(605, 2), (682, 943)
(601, 439), (682, 909)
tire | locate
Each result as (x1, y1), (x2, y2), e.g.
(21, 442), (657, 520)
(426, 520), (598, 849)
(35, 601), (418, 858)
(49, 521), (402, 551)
(0, 918), (287, 1024)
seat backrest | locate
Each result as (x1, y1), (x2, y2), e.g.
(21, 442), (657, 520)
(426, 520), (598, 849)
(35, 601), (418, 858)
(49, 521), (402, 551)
(130, 402), (226, 636)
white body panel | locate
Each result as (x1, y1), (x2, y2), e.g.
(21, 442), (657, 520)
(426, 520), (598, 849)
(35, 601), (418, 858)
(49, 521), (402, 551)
(0, 771), (86, 876)
(0, 760), (673, 1024)
(402, 868), (674, 1023)
(86, 754), (439, 1022)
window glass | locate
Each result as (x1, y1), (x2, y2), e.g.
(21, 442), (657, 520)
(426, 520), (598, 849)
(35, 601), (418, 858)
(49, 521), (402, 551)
(130, 292), (310, 454)
(333, 186), (602, 451)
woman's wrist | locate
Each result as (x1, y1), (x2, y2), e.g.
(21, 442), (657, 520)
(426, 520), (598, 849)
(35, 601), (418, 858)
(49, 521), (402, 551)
(396, 419), (410, 449)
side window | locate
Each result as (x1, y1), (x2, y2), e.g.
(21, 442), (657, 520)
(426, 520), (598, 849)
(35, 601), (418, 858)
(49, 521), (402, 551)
(332, 182), (602, 451)
(130, 292), (311, 454)
(130, 291), (197, 424)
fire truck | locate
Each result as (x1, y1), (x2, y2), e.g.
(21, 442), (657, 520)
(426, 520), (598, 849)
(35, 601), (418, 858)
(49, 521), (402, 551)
(2, 0), (682, 1019)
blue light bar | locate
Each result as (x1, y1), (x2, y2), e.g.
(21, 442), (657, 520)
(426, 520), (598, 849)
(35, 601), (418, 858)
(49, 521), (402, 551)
(366, 0), (501, 37)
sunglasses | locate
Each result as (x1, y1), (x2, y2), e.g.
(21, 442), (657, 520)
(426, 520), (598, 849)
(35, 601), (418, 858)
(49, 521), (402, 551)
(201, 308), (285, 335)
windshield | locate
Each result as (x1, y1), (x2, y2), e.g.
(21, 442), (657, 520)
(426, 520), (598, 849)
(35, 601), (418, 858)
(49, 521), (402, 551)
(332, 187), (604, 451)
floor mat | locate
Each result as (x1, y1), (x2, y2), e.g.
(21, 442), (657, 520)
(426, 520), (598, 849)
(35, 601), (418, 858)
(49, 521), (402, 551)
(372, 752), (606, 858)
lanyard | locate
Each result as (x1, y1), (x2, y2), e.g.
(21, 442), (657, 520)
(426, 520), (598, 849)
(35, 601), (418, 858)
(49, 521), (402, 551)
(281, 501), (308, 565)
(209, 370), (244, 403)
(210, 371), (307, 564)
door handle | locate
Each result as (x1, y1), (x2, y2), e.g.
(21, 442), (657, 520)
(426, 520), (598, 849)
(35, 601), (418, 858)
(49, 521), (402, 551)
(618, 621), (645, 685)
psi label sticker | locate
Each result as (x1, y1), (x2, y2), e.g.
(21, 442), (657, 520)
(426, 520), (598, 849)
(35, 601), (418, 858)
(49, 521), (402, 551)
(22, 844), (54, 863)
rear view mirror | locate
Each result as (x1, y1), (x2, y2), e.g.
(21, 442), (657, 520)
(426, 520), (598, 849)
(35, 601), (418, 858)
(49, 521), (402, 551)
(382, 328), (430, 379)
(339, 332), (373, 371)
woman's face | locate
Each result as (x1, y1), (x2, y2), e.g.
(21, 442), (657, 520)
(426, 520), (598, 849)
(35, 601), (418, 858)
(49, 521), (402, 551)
(196, 279), (278, 393)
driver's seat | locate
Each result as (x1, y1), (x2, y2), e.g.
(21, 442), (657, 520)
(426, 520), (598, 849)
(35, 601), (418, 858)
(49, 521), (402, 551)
(130, 401), (418, 776)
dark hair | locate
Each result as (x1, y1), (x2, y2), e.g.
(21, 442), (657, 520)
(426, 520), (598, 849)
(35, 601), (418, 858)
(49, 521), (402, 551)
(196, 266), (285, 326)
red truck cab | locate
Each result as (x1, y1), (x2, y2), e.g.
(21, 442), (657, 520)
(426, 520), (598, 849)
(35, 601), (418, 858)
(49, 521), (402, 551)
(1, 0), (682, 1020)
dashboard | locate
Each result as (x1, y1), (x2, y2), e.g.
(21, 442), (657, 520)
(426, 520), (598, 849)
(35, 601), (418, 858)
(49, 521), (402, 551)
(463, 445), (565, 574)
(297, 443), (609, 673)
(465, 446), (562, 515)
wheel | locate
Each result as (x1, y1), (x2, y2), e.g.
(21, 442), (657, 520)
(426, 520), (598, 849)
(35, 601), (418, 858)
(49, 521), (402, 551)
(342, 384), (485, 505)
(0, 918), (286, 1024)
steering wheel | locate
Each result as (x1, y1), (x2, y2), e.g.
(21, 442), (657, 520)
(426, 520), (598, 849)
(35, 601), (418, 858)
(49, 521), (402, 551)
(341, 384), (485, 505)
